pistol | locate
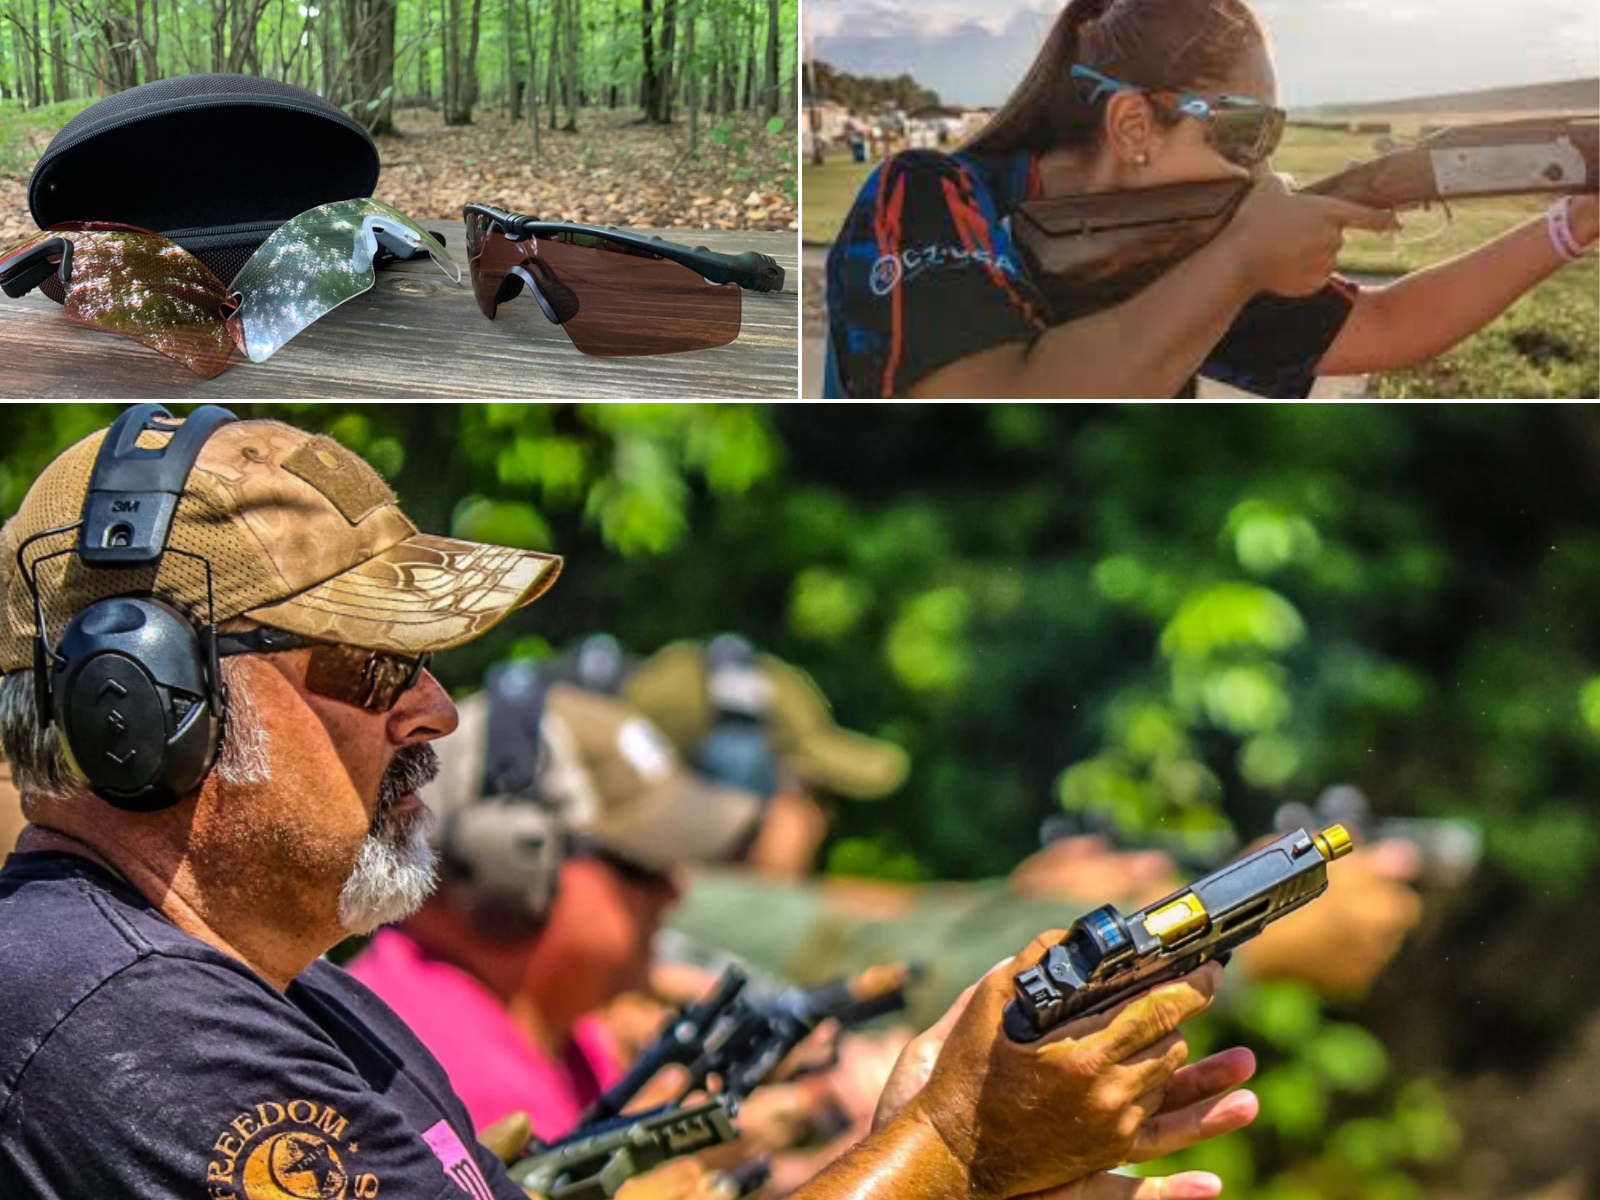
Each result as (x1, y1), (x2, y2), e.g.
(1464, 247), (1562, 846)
(508, 1097), (740, 1200)
(1003, 826), (1354, 1043)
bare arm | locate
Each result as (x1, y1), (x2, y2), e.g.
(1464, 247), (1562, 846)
(909, 231), (1259, 399)
(1318, 198), (1597, 375)
(911, 178), (1398, 400)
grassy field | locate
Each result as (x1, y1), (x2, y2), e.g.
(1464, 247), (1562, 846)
(802, 115), (1598, 397)
(803, 157), (876, 244)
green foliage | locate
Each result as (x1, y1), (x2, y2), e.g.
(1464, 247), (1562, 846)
(3, 403), (1593, 1197)
(809, 59), (940, 113)
(0, 97), (92, 175)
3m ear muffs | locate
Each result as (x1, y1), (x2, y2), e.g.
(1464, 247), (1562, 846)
(17, 403), (237, 811)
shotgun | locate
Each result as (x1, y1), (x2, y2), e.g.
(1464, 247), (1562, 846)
(1013, 114), (1598, 316)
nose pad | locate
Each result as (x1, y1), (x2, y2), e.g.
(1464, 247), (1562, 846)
(495, 269), (527, 307)
(509, 262), (580, 325)
(519, 259), (582, 324)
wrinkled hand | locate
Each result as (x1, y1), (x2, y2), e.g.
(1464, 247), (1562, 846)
(883, 933), (1257, 1200)
(1238, 840), (1422, 997)
(1225, 172), (1399, 296)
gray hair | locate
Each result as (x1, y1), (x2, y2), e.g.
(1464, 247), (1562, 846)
(0, 661), (271, 819)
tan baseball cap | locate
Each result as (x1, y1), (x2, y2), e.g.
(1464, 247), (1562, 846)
(0, 417), (562, 672)
(430, 686), (763, 875)
(624, 640), (909, 801)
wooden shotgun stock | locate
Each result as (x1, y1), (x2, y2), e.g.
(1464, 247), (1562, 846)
(1013, 114), (1598, 318)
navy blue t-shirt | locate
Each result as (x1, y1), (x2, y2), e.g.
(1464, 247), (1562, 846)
(0, 850), (521, 1200)
(824, 148), (1358, 399)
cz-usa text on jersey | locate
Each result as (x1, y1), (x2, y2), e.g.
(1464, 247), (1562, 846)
(870, 243), (1019, 297)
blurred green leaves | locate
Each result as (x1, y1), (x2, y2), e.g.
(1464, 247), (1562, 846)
(885, 587), (971, 697)
(1160, 582), (1306, 658)
(789, 568), (873, 642)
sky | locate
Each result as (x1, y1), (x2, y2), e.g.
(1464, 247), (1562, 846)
(805, 0), (1600, 108)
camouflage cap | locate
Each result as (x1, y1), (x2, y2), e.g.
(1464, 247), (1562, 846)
(429, 687), (763, 875)
(0, 417), (562, 671)
(623, 640), (909, 801)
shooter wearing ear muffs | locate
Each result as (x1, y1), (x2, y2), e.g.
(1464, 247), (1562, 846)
(0, 411), (1268, 1200)
(345, 666), (764, 1139)
(0, 405), (565, 1200)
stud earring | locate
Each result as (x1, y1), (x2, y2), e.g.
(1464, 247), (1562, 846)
(1136, 151), (1150, 166)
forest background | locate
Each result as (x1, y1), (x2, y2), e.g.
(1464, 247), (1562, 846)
(0, 0), (799, 244)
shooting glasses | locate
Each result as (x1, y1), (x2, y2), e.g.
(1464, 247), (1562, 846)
(216, 626), (431, 714)
(464, 203), (785, 357)
(1071, 65), (1287, 169)
(0, 199), (456, 376)
(0, 222), (238, 377)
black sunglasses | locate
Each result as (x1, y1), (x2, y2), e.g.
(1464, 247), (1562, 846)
(462, 203), (785, 357)
(217, 626), (431, 713)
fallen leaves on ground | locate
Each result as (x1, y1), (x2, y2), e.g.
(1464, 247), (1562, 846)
(0, 102), (796, 247)
(374, 104), (797, 231)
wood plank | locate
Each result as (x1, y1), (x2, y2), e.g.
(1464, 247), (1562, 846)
(0, 223), (798, 399)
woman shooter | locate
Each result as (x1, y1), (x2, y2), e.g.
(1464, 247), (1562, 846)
(822, 0), (1598, 398)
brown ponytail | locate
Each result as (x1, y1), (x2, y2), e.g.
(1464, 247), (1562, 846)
(965, 0), (1266, 159)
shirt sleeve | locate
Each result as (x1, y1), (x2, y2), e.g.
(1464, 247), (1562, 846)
(826, 150), (1047, 398)
(0, 956), (471, 1200)
(1200, 278), (1359, 397)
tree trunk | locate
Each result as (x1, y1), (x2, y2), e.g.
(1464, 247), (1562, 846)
(319, 0), (333, 94)
(46, 0), (64, 100)
(343, 0), (397, 134)
(638, 0), (657, 121)
(559, 0), (575, 130)
(374, 0), (397, 132)
(521, 0), (538, 155)
(134, 0), (159, 84)
(28, 0), (42, 104)
(438, 0), (451, 115)
(653, 0), (674, 122)
(742, 0), (753, 111)
(606, 0), (617, 107)
(444, 0), (481, 123)
(544, 0), (556, 128)
(685, 9), (696, 155)
(763, 0), (777, 118)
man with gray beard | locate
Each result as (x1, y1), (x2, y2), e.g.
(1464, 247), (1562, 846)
(0, 411), (1261, 1200)
(0, 412), (566, 1200)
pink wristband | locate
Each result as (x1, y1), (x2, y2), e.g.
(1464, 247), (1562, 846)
(1547, 197), (1590, 262)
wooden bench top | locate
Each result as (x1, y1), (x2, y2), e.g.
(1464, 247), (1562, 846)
(0, 222), (797, 399)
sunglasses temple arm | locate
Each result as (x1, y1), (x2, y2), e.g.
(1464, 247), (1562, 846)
(1, 239), (72, 299)
(663, 238), (786, 292)
(372, 228), (448, 265)
(485, 210), (786, 293)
